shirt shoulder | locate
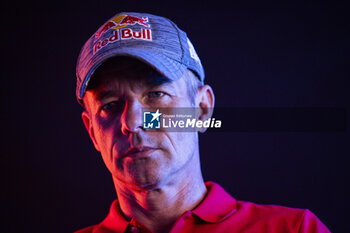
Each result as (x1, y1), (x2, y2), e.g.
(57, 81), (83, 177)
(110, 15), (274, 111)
(73, 199), (128, 233)
(299, 209), (331, 233)
(236, 199), (305, 217)
(234, 200), (331, 233)
(74, 225), (95, 233)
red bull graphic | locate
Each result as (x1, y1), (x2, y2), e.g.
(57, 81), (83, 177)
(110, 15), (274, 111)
(95, 21), (117, 41)
(93, 28), (152, 54)
(95, 14), (150, 42)
(119, 16), (150, 27)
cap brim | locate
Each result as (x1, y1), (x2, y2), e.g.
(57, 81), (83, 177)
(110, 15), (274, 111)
(79, 48), (187, 99)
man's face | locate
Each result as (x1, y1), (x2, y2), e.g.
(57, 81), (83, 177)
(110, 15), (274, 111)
(82, 58), (200, 189)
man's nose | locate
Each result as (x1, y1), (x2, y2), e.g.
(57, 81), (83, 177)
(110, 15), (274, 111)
(120, 99), (143, 135)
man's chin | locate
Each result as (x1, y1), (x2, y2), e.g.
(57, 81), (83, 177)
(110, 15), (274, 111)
(132, 171), (163, 189)
(136, 181), (161, 191)
(126, 170), (172, 191)
(126, 159), (165, 185)
(119, 176), (162, 192)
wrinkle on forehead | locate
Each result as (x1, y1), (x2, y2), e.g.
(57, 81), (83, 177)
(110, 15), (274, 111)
(90, 77), (143, 102)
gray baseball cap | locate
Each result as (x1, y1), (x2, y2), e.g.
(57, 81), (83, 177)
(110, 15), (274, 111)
(76, 12), (205, 104)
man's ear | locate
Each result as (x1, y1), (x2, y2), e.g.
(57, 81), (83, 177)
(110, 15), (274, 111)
(82, 111), (101, 152)
(195, 85), (215, 133)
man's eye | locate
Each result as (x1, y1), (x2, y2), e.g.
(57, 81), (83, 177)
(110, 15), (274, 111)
(148, 91), (165, 98)
(101, 101), (124, 113)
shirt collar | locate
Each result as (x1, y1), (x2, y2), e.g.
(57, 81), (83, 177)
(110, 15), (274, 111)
(96, 199), (129, 233)
(96, 181), (237, 232)
(192, 181), (237, 223)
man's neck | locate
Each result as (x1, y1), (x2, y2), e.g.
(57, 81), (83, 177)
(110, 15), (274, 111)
(113, 167), (207, 233)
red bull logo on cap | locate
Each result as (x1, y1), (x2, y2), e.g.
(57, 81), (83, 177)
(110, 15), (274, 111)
(119, 15), (150, 27)
(93, 14), (152, 54)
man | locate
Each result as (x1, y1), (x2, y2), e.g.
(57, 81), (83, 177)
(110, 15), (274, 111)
(75, 12), (330, 233)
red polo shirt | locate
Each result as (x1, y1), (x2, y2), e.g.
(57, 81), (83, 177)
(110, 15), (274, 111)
(75, 182), (330, 233)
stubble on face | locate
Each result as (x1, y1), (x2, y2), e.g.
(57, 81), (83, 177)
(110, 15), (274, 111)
(83, 58), (200, 190)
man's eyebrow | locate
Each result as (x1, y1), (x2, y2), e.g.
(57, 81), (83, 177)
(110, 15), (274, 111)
(147, 71), (171, 86)
(149, 80), (175, 90)
(92, 73), (174, 101)
(94, 90), (119, 102)
(146, 72), (177, 91)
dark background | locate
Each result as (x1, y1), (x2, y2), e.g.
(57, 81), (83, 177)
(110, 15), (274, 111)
(2, 1), (348, 233)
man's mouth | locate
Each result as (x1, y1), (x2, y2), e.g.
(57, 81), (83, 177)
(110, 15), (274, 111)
(123, 146), (157, 158)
